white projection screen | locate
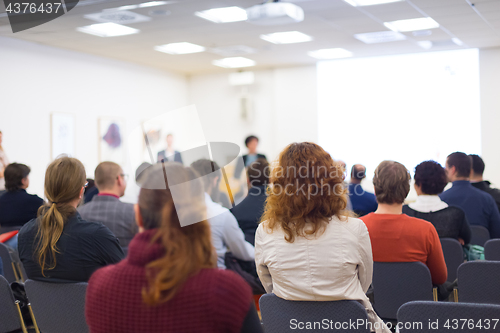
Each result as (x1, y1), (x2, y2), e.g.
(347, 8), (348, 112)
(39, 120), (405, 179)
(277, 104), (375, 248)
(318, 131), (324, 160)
(318, 49), (481, 182)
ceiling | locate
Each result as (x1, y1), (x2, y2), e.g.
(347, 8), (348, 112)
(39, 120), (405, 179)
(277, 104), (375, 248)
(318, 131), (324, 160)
(1, 0), (500, 74)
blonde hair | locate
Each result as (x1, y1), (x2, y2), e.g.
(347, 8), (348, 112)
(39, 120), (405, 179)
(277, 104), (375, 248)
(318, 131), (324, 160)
(36, 157), (86, 276)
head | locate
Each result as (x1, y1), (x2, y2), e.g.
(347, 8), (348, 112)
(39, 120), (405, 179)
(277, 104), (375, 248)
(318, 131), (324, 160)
(445, 152), (471, 182)
(350, 164), (366, 184)
(94, 162), (127, 197)
(245, 135), (259, 154)
(469, 154), (485, 180)
(5, 163), (30, 191)
(414, 161), (447, 196)
(190, 159), (221, 197)
(262, 142), (349, 243)
(135, 163), (215, 305)
(373, 161), (411, 205)
(166, 134), (174, 148)
(247, 158), (270, 188)
(36, 157), (87, 276)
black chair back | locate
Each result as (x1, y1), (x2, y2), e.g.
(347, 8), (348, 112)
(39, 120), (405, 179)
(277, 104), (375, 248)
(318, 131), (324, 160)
(457, 261), (500, 305)
(484, 239), (500, 261)
(440, 238), (464, 282)
(470, 225), (490, 247)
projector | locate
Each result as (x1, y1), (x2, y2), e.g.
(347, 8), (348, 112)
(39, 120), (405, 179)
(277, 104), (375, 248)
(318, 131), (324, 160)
(246, 2), (304, 25)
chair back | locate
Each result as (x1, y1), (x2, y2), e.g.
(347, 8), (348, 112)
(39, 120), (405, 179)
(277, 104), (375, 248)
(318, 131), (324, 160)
(457, 261), (500, 305)
(0, 243), (18, 283)
(25, 279), (89, 333)
(0, 275), (26, 333)
(0, 226), (21, 235)
(259, 293), (370, 333)
(372, 262), (433, 320)
(440, 238), (464, 282)
(398, 301), (500, 332)
(469, 225), (490, 247)
(484, 239), (500, 261)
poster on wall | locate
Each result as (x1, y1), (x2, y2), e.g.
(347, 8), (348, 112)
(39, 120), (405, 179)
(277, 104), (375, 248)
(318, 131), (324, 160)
(51, 113), (76, 159)
(98, 117), (126, 166)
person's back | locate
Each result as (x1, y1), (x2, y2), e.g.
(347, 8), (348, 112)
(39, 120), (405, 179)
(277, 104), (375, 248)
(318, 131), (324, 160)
(348, 164), (378, 217)
(469, 154), (500, 216)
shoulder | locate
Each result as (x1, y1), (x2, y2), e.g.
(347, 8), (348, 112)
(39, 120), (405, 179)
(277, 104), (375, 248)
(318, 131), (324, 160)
(28, 194), (44, 204)
(334, 216), (368, 236)
(444, 205), (466, 217)
(402, 214), (437, 231)
(209, 268), (252, 302)
(18, 218), (38, 236)
(402, 204), (413, 213)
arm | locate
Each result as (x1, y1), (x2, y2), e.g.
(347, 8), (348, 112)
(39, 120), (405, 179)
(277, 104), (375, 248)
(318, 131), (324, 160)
(426, 226), (447, 285)
(357, 222), (373, 293)
(223, 212), (255, 262)
(460, 212), (472, 245)
(240, 302), (264, 333)
(487, 196), (500, 239)
(93, 225), (125, 264)
(254, 224), (273, 293)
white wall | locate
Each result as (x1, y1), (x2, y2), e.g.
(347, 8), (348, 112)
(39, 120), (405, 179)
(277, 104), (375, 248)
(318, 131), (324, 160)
(0, 36), (189, 199)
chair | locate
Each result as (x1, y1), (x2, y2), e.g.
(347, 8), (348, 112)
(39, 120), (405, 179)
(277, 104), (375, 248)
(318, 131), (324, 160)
(484, 239), (500, 261)
(259, 293), (370, 333)
(0, 243), (20, 283)
(372, 262), (434, 320)
(469, 225), (490, 246)
(0, 275), (28, 333)
(397, 301), (500, 332)
(440, 238), (464, 282)
(457, 261), (500, 304)
(25, 279), (89, 333)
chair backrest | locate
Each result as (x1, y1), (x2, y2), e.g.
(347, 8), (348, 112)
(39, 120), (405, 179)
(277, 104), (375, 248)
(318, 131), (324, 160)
(457, 261), (500, 304)
(0, 243), (18, 283)
(398, 301), (500, 332)
(0, 275), (25, 333)
(372, 262), (433, 320)
(259, 294), (370, 333)
(469, 225), (490, 247)
(25, 279), (89, 333)
(440, 238), (464, 282)
(0, 226), (21, 235)
(484, 239), (500, 261)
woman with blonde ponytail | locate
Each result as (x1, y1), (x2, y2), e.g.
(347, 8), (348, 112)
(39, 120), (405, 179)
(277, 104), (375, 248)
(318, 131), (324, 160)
(18, 156), (124, 282)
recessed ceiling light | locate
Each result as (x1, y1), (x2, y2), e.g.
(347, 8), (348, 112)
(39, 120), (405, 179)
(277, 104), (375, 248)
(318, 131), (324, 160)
(212, 57), (256, 68)
(417, 40), (433, 50)
(76, 22), (139, 37)
(194, 6), (247, 23)
(113, 4), (138, 10)
(452, 38), (464, 46)
(154, 42), (206, 55)
(138, 1), (168, 7)
(354, 31), (406, 44)
(344, 0), (403, 6)
(308, 48), (353, 59)
(260, 31), (313, 44)
(384, 17), (440, 32)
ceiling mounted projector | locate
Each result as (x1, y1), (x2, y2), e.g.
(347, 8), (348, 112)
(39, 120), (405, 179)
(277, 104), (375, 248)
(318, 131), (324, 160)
(246, 2), (304, 25)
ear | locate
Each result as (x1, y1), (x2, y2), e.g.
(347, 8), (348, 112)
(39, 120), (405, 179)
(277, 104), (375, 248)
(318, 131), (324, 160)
(79, 186), (85, 199)
(21, 177), (29, 187)
(134, 204), (144, 231)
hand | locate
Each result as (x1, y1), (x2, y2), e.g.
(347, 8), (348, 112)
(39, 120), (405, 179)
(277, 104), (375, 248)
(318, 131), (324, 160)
(458, 238), (465, 245)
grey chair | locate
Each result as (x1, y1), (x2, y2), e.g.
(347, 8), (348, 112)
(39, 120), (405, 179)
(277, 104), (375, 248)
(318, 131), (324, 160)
(484, 239), (500, 261)
(25, 279), (89, 333)
(457, 261), (500, 304)
(469, 225), (490, 247)
(259, 293), (370, 333)
(397, 301), (500, 332)
(0, 275), (28, 333)
(0, 243), (20, 283)
(440, 238), (464, 282)
(372, 262), (435, 320)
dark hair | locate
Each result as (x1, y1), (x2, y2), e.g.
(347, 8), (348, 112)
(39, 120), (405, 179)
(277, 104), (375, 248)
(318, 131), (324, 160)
(414, 161), (447, 195)
(247, 158), (269, 187)
(245, 135), (259, 147)
(190, 159), (221, 191)
(350, 164), (366, 181)
(469, 154), (485, 176)
(373, 160), (411, 204)
(446, 152), (471, 178)
(5, 163), (30, 191)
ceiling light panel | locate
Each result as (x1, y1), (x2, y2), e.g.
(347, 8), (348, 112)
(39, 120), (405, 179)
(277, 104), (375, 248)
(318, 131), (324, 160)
(194, 6), (248, 23)
(384, 17), (440, 32)
(354, 31), (406, 44)
(344, 0), (403, 6)
(260, 31), (313, 44)
(212, 57), (256, 68)
(154, 42), (206, 55)
(76, 23), (139, 37)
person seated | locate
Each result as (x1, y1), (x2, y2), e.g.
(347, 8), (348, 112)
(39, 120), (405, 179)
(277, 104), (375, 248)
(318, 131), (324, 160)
(231, 158), (269, 245)
(0, 163), (43, 228)
(18, 157), (124, 283)
(348, 164), (378, 217)
(361, 161), (447, 288)
(403, 161), (471, 244)
(234, 135), (267, 180)
(78, 162), (137, 247)
(255, 142), (390, 333)
(83, 178), (99, 204)
(85, 163), (262, 333)
(440, 152), (500, 238)
(190, 159), (254, 269)
(469, 154), (500, 213)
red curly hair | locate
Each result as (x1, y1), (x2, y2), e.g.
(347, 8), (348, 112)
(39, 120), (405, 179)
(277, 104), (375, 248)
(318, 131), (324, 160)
(261, 142), (349, 243)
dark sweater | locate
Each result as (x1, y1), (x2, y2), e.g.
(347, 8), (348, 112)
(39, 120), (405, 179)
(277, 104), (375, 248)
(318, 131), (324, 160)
(402, 205), (471, 244)
(230, 185), (267, 245)
(471, 180), (500, 213)
(0, 189), (44, 227)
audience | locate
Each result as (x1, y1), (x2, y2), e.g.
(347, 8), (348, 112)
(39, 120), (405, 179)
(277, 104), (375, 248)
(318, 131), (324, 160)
(86, 163), (262, 333)
(231, 158), (269, 245)
(255, 142), (390, 333)
(361, 161), (447, 288)
(191, 159), (254, 269)
(18, 157), (123, 282)
(0, 163), (43, 228)
(469, 154), (500, 213)
(0, 131), (9, 196)
(83, 178), (99, 203)
(157, 133), (183, 164)
(403, 161), (471, 244)
(348, 164), (378, 216)
(234, 135), (267, 180)
(439, 152), (500, 239)
(78, 162), (137, 247)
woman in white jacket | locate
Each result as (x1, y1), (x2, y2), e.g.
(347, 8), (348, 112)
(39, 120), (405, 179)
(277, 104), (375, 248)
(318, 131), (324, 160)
(255, 142), (390, 333)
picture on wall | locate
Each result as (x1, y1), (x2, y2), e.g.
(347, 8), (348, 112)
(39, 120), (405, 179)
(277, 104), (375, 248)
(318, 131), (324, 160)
(99, 117), (126, 166)
(51, 113), (76, 159)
